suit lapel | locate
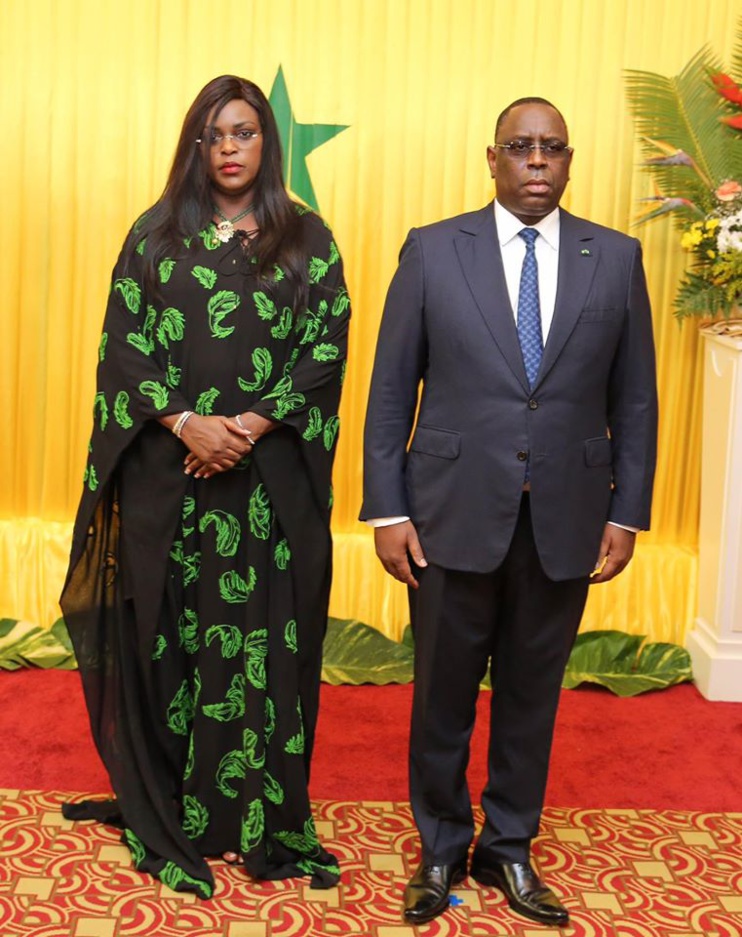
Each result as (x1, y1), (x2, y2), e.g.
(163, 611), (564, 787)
(537, 209), (600, 386)
(454, 204), (530, 390)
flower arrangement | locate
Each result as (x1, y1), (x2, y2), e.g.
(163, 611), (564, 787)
(625, 26), (742, 319)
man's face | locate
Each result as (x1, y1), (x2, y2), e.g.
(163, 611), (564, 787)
(486, 103), (572, 225)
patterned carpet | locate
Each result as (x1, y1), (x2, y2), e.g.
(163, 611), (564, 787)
(1, 791), (741, 937)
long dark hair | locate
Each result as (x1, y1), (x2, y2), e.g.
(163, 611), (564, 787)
(126, 75), (307, 305)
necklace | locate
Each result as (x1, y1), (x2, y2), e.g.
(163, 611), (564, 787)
(213, 203), (254, 243)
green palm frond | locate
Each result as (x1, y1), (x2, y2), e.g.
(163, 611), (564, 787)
(625, 48), (740, 224)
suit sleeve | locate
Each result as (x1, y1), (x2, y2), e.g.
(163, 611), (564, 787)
(606, 240), (658, 529)
(360, 229), (428, 520)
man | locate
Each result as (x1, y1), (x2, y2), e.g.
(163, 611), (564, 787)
(360, 98), (657, 927)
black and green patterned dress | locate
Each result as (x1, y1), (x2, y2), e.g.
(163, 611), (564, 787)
(60, 208), (350, 897)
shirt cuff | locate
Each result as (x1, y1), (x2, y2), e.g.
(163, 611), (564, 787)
(608, 521), (640, 534)
(365, 516), (410, 527)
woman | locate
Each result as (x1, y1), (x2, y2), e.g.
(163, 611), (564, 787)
(60, 75), (351, 898)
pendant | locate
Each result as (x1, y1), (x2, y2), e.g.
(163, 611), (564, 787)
(215, 220), (234, 243)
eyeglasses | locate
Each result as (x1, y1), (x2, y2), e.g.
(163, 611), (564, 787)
(196, 129), (262, 147)
(493, 141), (573, 160)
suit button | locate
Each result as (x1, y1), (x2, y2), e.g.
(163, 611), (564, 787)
(516, 450), (528, 461)
(528, 399), (538, 410)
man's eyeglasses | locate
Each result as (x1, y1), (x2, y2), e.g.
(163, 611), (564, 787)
(196, 129), (262, 147)
(493, 141), (573, 160)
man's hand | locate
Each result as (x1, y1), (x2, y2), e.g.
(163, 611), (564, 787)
(374, 520), (427, 589)
(590, 524), (636, 583)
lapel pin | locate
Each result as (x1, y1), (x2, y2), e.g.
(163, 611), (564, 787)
(580, 248), (592, 256)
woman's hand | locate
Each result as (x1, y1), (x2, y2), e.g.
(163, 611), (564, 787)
(180, 414), (253, 479)
(181, 412), (277, 479)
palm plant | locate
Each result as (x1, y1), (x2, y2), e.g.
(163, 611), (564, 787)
(625, 23), (742, 318)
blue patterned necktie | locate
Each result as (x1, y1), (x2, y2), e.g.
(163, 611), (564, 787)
(517, 228), (543, 388)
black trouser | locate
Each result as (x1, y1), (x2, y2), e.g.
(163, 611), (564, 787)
(408, 494), (590, 865)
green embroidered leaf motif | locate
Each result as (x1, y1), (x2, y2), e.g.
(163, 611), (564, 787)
(302, 407), (323, 441)
(274, 392), (306, 421)
(238, 347), (273, 393)
(199, 510), (241, 556)
(124, 829), (146, 867)
(139, 380), (169, 411)
(241, 800), (265, 853)
(192, 265), (217, 289)
(184, 732), (195, 780)
(126, 331), (154, 355)
(298, 857), (341, 877)
(275, 818), (318, 853)
(273, 265), (285, 282)
(264, 373), (293, 400)
(135, 238), (146, 256)
(160, 860), (212, 898)
(152, 634), (167, 661)
(284, 730), (305, 754)
(114, 277), (142, 314)
(243, 726), (265, 769)
(264, 772), (285, 805)
(87, 465), (99, 491)
(340, 360), (347, 385)
(202, 673), (246, 721)
(199, 227), (221, 250)
(157, 307), (185, 349)
(218, 567), (257, 603)
(253, 291), (278, 321)
(328, 485), (334, 509)
(98, 332), (108, 361)
(244, 628), (268, 690)
(178, 609), (199, 654)
(166, 360), (182, 389)
(265, 697), (276, 743)
(182, 497), (195, 520)
(113, 391), (134, 429)
(248, 484), (272, 540)
(308, 256), (329, 283)
(182, 552), (201, 586)
(331, 288), (350, 318)
(94, 393), (109, 431)
(323, 415), (340, 451)
(182, 794), (209, 839)
(170, 540), (184, 564)
(328, 240), (340, 265)
(208, 290), (240, 338)
(274, 538), (291, 570)
(285, 619), (298, 653)
(166, 679), (194, 735)
(216, 749), (246, 799)
(312, 343), (339, 362)
(195, 387), (220, 416)
(271, 307), (293, 340)
(205, 623), (243, 658)
(159, 259), (176, 283)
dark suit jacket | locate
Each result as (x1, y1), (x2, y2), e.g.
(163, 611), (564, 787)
(360, 203), (658, 580)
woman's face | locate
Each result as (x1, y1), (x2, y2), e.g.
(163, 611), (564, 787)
(204, 98), (264, 201)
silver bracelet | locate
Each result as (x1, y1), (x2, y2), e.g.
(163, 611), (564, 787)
(172, 411), (194, 438)
(234, 413), (253, 437)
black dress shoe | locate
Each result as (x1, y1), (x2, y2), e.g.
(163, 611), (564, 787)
(470, 858), (569, 926)
(403, 858), (468, 924)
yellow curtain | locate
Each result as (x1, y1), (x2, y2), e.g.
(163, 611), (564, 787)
(1, 0), (738, 642)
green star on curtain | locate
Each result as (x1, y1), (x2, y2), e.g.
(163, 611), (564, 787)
(269, 66), (348, 211)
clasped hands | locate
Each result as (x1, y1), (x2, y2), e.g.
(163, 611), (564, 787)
(178, 412), (274, 479)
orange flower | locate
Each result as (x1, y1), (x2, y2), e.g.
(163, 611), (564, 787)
(716, 180), (742, 201)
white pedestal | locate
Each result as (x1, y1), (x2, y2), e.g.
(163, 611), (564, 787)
(686, 327), (742, 701)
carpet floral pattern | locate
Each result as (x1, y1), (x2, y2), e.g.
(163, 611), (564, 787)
(1, 792), (741, 937)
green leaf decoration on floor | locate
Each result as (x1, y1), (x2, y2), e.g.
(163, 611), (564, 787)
(0, 617), (693, 696)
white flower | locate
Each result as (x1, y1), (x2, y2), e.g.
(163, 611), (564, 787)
(716, 208), (742, 252)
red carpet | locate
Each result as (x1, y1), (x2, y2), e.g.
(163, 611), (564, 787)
(0, 668), (740, 810)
